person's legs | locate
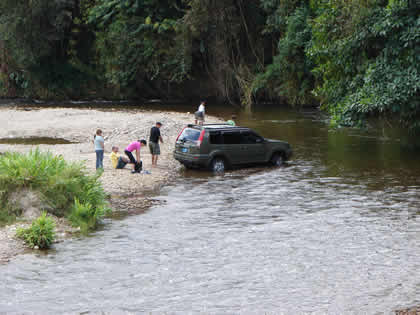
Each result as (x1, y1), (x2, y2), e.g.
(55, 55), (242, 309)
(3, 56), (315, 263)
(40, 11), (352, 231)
(149, 142), (160, 166)
(154, 142), (160, 166)
(95, 150), (100, 169)
(116, 157), (127, 169)
(124, 150), (137, 170)
(149, 143), (155, 166)
(194, 112), (199, 125)
(100, 150), (104, 168)
(96, 150), (104, 169)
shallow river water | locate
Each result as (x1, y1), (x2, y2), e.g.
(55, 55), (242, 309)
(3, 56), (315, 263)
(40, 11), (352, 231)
(1, 106), (420, 313)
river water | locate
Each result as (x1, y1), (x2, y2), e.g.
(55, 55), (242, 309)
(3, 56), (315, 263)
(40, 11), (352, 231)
(1, 106), (420, 313)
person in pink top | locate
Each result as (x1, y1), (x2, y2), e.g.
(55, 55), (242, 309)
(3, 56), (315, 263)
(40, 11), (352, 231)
(124, 139), (147, 173)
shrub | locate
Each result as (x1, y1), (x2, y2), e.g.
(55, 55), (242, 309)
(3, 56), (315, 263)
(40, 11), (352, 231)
(68, 199), (109, 233)
(0, 149), (110, 230)
(16, 212), (55, 249)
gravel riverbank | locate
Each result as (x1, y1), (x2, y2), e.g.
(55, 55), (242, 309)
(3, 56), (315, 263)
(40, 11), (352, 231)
(0, 106), (222, 262)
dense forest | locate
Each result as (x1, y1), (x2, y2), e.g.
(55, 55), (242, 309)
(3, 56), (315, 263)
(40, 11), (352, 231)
(0, 0), (419, 129)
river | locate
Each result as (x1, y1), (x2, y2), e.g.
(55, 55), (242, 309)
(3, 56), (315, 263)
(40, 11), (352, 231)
(1, 105), (419, 313)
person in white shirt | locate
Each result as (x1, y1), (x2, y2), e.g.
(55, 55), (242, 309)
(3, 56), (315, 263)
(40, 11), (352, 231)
(94, 129), (105, 170)
(194, 101), (206, 125)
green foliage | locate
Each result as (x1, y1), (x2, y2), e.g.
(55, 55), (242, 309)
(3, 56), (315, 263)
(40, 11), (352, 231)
(0, 202), (20, 226)
(0, 149), (110, 229)
(16, 212), (55, 249)
(182, 0), (267, 104)
(0, 0), (98, 97)
(0, 0), (419, 131)
(309, 0), (420, 130)
(69, 198), (109, 233)
(89, 0), (189, 92)
(255, 4), (315, 105)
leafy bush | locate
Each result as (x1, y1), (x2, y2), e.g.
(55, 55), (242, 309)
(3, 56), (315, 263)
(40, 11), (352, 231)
(69, 199), (109, 233)
(0, 149), (110, 229)
(254, 4), (315, 105)
(16, 212), (55, 249)
(0, 201), (21, 226)
(309, 0), (420, 130)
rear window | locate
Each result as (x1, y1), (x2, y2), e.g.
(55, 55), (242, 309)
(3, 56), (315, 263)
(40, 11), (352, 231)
(178, 128), (201, 142)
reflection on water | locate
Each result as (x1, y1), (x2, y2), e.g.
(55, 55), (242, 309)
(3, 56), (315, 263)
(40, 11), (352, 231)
(0, 106), (419, 313)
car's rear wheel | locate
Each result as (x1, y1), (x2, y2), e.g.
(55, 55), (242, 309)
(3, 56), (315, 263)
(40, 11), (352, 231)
(182, 163), (194, 169)
(270, 152), (284, 166)
(210, 157), (225, 173)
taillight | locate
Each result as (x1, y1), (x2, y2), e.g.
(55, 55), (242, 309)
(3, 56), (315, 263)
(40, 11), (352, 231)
(197, 130), (205, 146)
(176, 127), (186, 142)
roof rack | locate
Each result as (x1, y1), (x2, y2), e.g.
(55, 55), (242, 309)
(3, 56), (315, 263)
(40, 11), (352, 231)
(186, 123), (246, 130)
(202, 123), (231, 126)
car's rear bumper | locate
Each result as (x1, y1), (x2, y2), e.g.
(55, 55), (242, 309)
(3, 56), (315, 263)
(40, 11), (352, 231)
(173, 152), (209, 167)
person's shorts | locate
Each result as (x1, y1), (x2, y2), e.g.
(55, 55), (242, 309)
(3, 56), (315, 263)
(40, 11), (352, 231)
(116, 157), (128, 169)
(149, 142), (160, 155)
(195, 111), (204, 121)
(124, 150), (136, 164)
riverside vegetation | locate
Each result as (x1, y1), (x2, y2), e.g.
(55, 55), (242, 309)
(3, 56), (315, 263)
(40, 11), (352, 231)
(0, 150), (110, 248)
(16, 212), (55, 249)
(0, 0), (418, 132)
(0, 108), (221, 259)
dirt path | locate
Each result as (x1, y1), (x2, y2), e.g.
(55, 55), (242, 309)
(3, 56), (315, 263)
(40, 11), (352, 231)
(0, 106), (223, 262)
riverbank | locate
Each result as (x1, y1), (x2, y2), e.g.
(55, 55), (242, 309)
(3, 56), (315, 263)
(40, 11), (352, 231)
(0, 106), (223, 262)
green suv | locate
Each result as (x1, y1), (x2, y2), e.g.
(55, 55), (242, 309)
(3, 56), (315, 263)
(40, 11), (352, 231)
(173, 124), (292, 172)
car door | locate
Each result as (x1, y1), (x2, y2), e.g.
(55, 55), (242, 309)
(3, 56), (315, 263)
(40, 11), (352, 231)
(221, 131), (243, 164)
(240, 131), (266, 163)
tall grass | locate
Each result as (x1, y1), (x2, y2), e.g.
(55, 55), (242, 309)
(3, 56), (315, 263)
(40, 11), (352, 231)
(0, 149), (110, 230)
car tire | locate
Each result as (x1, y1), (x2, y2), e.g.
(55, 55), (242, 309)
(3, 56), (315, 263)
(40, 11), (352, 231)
(182, 163), (193, 169)
(270, 152), (284, 166)
(210, 157), (225, 173)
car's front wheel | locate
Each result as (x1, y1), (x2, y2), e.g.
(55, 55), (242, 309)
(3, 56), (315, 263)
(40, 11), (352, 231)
(270, 152), (284, 166)
(210, 157), (225, 173)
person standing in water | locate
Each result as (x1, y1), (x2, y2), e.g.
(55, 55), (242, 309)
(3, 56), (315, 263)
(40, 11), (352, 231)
(94, 129), (104, 170)
(194, 100), (206, 125)
(149, 122), (163, 167)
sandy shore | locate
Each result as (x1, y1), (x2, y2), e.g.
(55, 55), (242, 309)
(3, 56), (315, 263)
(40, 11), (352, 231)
(0, 106), (222, 262)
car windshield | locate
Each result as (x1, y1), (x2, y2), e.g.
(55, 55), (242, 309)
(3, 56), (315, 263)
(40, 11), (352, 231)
(178, 128), (201, 142)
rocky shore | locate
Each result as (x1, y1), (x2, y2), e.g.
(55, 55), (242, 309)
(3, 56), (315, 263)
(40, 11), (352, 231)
(0, 106), (222, 262)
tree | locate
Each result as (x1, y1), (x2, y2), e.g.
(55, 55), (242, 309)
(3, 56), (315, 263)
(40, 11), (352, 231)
(308, 0), (420, 130)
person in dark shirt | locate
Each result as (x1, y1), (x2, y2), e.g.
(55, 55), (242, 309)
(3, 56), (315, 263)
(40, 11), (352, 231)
(149, 122), (163, 167)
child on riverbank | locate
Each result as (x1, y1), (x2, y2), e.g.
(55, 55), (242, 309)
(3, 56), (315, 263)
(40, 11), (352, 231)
(124, 140), (147, 173)
(94, 129), (104, 170)
(194, 101), (206, 125)
(110, 146), (129, 169)
(227, 115), (236, 126)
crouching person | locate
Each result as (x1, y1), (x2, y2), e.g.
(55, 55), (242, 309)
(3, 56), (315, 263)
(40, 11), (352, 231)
(110, 146), (129, 169)
(124, 140), (147, 173)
